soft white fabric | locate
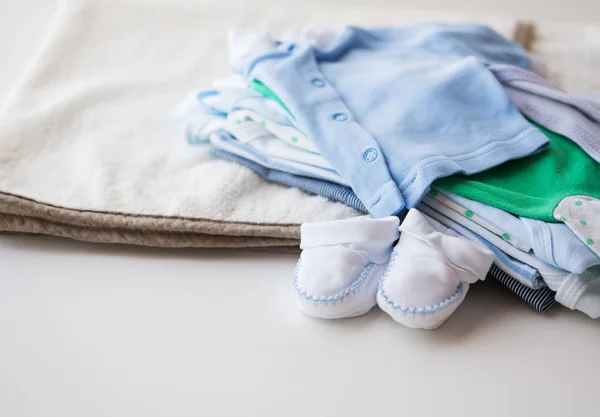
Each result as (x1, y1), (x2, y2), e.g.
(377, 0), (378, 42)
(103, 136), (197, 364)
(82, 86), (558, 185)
(422, 196), (567, 278)
(418, 203), (546, 289)
(173, 89), (319, 153)
(228, 109), (318, 153)
(544, 266), (600, 319)
(425, 195), (600, 317)
(295, 216), (399, 319)
(554, 195), (600, 256)
(209, 130), (348, 185)
(557, 268), (600, 319)
(429, 189), (531, 251)
(439, 189), (599, 274)
(377, 209), (494, 329)
(225, 121), (331, 168)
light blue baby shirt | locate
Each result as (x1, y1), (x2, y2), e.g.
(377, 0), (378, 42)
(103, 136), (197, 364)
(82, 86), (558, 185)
(231, 23), (550, 217)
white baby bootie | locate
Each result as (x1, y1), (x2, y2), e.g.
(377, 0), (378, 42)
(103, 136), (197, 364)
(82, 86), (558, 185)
(377, 209), (494, 329)
(294, 216), (400, 319)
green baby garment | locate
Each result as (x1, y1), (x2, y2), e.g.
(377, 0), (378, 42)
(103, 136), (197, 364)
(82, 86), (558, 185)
(434, 122), (600, 223)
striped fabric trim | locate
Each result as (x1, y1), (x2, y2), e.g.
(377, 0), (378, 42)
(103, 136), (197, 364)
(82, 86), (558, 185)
(211, 148), (368, 212)
(488, 264), (556, 313)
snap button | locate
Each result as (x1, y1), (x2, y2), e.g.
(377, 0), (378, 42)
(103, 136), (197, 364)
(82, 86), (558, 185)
(363, 148), (378, 162)
(311, 78), (326, 88)
(332, 113), (348, 122)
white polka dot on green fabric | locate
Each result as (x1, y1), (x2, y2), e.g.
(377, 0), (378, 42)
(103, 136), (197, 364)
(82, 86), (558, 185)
(575, 200), (583, 206)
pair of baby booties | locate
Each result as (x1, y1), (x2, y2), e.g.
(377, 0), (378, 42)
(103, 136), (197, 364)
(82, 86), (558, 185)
(293, 209), (495, 329)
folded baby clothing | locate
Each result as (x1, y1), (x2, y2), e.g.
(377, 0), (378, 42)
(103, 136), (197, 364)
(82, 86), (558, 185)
(417, 204), (547, 289)
(216, 147), (558, 317)
(214, 145), (570, 316)
(543, 266), (600, 319)
(228, 108), (316, 152)
(211, 148), (367, 211)
(173, 76), (314, 149)
(422, 195), (569, 278)
(212, 148), (553, 300)
(490, 64), (600, 163)
(294, 216), (399, 319)
(420, 197), (600, 318)
(553, 196), (600, 257)
(172, 88), (262, 142)
(431, 189), (600, 274)
(212, 126), (581, 318)
(521, 216), (599, 272)
(434, 122), (600, 223)
(173, 86), (314, 150)
(183, 82), (600, 246)
(219, 121), (331, 169)
(210, 130), (346, 184)
(377, 209), (494, 329)
(246, 80), (294, 115)
(175, 23), (600, 326)
(487, 265), (556, 313)
(188, 82), (600, 259)
(428, 189), (531, 252)
(229, 23), (549, 217)
(205, 110), (600, 252)
(172, 85), (348, 183)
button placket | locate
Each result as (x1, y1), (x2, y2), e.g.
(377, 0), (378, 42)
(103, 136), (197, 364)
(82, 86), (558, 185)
(275, 65), (402, 215)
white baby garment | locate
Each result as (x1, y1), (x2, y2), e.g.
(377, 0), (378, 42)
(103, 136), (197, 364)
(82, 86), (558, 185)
(377, 209), (494, 329)
(429, 189), (531, 252)
(554, 195), (600, 256)
(294, 216), (400, 319)
(228, 109), (318, 153)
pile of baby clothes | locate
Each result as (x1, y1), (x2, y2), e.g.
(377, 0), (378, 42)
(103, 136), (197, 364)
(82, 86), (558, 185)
(174, 23), (600, 329)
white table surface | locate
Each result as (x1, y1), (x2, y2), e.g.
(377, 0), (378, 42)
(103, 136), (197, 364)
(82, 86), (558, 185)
(1, 1), (599, 417)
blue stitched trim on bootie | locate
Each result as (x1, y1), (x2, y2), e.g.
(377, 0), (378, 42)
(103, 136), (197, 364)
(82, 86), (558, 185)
(377, 252), (465, 314)
(293, 259), (376, 304)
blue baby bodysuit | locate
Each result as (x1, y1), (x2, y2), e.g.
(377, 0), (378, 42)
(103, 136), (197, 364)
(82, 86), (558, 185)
(230, 23), (549, 217)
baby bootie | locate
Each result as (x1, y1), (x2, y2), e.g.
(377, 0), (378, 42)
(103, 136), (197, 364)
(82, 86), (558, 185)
(294, 216), (400, 319)
(377, 209), (494, 329)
